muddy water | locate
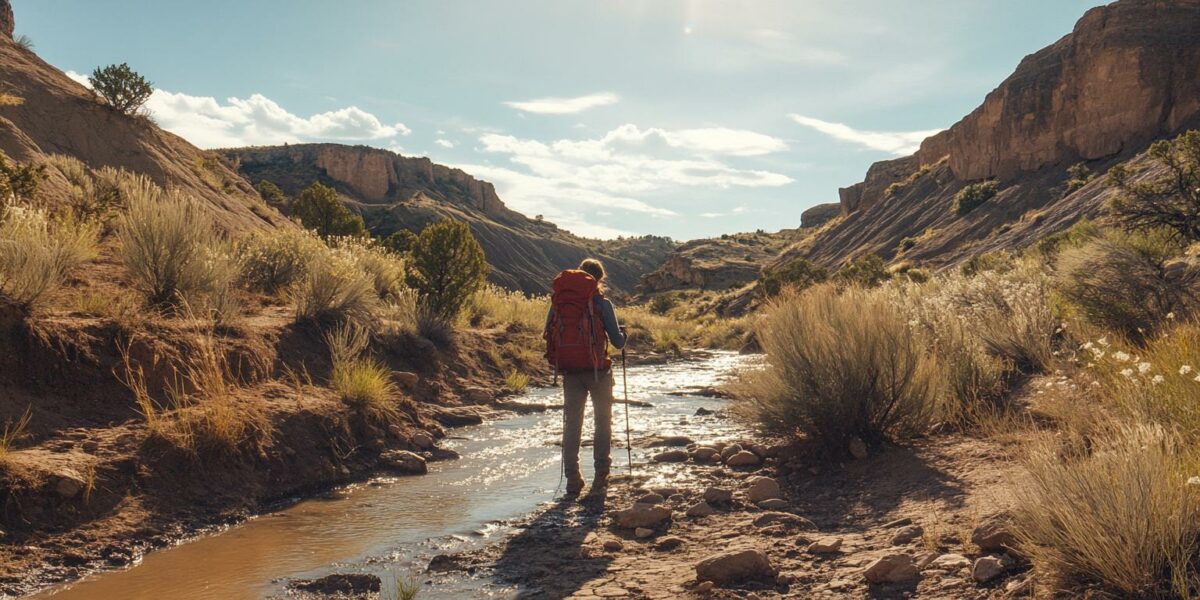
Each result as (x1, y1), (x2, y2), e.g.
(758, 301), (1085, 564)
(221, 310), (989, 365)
(32, 352), (752, 600)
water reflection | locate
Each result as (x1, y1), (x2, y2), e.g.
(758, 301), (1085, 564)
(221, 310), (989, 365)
(32, 352), (750, 600)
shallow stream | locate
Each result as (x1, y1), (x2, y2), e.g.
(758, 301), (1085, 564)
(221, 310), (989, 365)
(32, 352), (752, 600)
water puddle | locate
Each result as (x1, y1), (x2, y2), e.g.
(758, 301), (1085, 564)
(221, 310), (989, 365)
(31, 352), (752, 600)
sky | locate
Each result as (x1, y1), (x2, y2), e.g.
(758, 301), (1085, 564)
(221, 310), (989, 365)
(15, 1), (1103, 240)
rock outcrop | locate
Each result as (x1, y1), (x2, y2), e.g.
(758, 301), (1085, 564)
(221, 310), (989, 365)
(800, 202), (840, 228)
(637, 228), (809, 293)
(224, 144), (674, 293)
(1, 0), (13, 39)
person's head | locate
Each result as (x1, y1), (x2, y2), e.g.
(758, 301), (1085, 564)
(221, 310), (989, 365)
(579, 258), (606, 282)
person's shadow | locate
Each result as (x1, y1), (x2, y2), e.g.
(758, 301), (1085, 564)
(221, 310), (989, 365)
(491, 493), (613, 599)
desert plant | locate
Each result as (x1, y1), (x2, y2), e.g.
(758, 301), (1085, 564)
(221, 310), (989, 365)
(504, 371), (530, 393)
(336, 237), (407, 300)
(235, 227), (323, 296)
(0, 154), (46, 203)
(291, 182), (366, 238)
(382, 229), (418, 255)
(89, 63), (153, 116)
(0, 406), (32, 463)
(13, 34), (33, 51)
(1055, 230), (1198, 341)
(466, 285), (547, 330)
(1063, 162), (1095, 195)
(254, 180), (287, 209)
(1012, 424), (1200, 598)
(835, 253), (890, 288)
(325, 323), (398, 417)
(0, 205), (99, 311)
(953, 180), (998, 216)
(293, 251), (379, 327)
(734, 284), (939, 453)
(648, 294), (676, 315)
(406, 219), (488, 326)
(1108, 130), (1200, 243)
(757, 257), (828, 297)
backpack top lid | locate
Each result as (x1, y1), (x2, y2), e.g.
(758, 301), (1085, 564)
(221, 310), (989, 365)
(552, 269), (599, 305)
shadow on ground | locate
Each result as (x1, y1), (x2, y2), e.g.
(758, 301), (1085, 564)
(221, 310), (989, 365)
(492, 496), (612, 599)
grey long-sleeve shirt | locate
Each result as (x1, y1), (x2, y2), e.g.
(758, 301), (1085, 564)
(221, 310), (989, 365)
(544, 296), (627, 349)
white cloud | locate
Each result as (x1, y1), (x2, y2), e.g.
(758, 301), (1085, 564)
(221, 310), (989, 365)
(435, 139), (455, 148)
(504, 92), (619, 115)
(788, 114), (941, 156)
(66, 71), (410, 149)
(699, 212), (723, 218)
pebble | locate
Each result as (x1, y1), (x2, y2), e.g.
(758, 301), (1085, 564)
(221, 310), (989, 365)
(686, 501), (717, 517)
(863, 554), (920, 584)
(807, 536), (843, 554)
(972, 555), (1006, 583)
(635, 527), (655, 539)
(702, 487), (733, 505)
(890, 524), (924, 545)
(652, 449), (689, 463)
(724, 451), (761, 467)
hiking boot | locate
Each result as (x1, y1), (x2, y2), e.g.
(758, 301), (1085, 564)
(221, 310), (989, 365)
(588, 472), (609, 496)
(565, 473), (585, 497)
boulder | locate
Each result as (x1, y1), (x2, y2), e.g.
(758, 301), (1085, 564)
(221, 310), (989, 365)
(290, 573), (382, 596)
(379, 450), (427, 475)
(757, 498), (789, 510)
(752, 512), (815, 530)
(603, 539), (623, 552)
(615, 504), (672, 529)
(686, 501), (716, 517)
(656, 536), (684, 551)
(635, 527), (655, 539)
(392, 371), (419, 388)
(691, 447), (720, 462)
(695, 549), (776, 586)
(890, 525), (924, 546)
(971, 513), (1017, 552)
(410, 431), (434, 450)
(719, 444), (743, 462)
(694, 407), (715, 416)
(427, 554), (467, 572)
(725, 451), (761, 468)
(647, 435), (693, 447)
(807, 537), (843, 554)
(746, 477), (782, 503)
(652, 449), (689, 463)
(430, 406), (483, 427)
(637, 492), (666, 505)
(463, 387), (493, 404)
(53, 470), (86, 499)
(863, 554), (920, 584)
(972, 556), (1006, 583)
(703, 487), (733, 505)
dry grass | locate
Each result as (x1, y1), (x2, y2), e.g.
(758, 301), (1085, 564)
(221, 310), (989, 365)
(504, 370), (530, 393)
(466, 286), (548, 330)
(733, 283), (939, 452)
(235, 227), (324, 296)
(332, 237), (407, 301)
(293, 251), (379, 328)
(1012, 424), (1200, 598)
(0, 204), (99, 311)
(325, 323), (399, 418)
(0, 406), (32, 464)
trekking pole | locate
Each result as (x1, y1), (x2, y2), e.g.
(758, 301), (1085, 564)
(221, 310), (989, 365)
(622, 345), (633, 478)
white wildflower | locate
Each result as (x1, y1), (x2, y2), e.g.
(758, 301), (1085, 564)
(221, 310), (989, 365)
(1120, 368), (1135, 378)
(1152, 375), (1165, 385)
(1181, 365), (1194, 376)
(1138, 362), (1152, 374)
(1098, 337), (1109, 347)
(1114, 351), (1131, 362)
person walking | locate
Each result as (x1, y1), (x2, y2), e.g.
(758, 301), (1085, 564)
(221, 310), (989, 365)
(544, 258), (627, 498)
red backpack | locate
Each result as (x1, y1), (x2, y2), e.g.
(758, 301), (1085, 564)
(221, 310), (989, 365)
(545, 270), (612, 373)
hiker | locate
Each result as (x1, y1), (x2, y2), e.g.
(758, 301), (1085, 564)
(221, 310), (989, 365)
(544, 258), (627, 497)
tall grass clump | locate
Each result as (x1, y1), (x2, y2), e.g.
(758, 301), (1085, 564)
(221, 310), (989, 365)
(334, 236), (407, 301)
(235, 227), (324, 296)
(734, 284), (939, 452)
(1013, 424), (1200, 598)
(0, 204), (98, 311)
(0, 407), (32, 463)
(465, 286), (548, 330)
(325, 323), (398, 418)
(293, 250), (379, 327)
(118, 187), (240, 321)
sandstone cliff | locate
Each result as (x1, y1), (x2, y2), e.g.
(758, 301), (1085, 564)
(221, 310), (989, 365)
(639, 229), (810, 294)
(0, 8), (286, 232)
(801, 0), (1200, 269)
(1, 0), (13, 39)
(224, 144), (674, 294)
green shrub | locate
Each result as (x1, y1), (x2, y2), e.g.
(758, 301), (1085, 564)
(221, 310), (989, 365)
(1109, 130), (1200, 243)
(293, 251), (379, 327)
(406, 220), (488, 325)
(89, 63), (153, 116)
(235, 227), (323, 296)
(1055, 230), (1198, 342)
(0, 205), (98, 311)
(291, 182), (366, 238)
(0, 154), (46, 203)
(648, 294), (676, 315)
(1064, 162), (1095, 195)
(254, 180), (287, 209)
(382, 229), (418, 255)
(758, 258), (828, 297)
(835, 253), (890, 288)
(1034, 218), (1100, 260)
(960, 250), (1015, 277)
(953, 180), (998, 216)
(733, 284), (938, 453)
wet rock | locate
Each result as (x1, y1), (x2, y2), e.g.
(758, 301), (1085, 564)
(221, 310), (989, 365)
(379, 450), (427, 475)
(746, 477), (782, 503)
(690, 446), (719, 462)
(972, 556), (1006, 583)
(891, 524), (924, 546)
(929, 553), (971, 570)
(703, 487), (733, 505)
(647, 435), (693, 447)
(725, 451), (761, 468)
(290, 573), (382, 596)
(603, 539), (624, 552)
(848, 436), (869, 460)
(637, 492), (666, 505)
(972, 513), (1017, 552)
(54, 471), (86, 499)
(615, 504), (672, 529)
(650, 486), (681, 497)
(430, 406), (483, 427)
(686, 501), (717, 517)
(635, 527), (655, 538)
(653, 449), (689, 463)
(695, 549), (776, 586)
(752, 512), (815, 530)
(719, 444), (743, 462)
(393, 371), (419, 388)
(757, 498), (789, 510)
(656, 536), (684, 551)
(864, 554), (920, 584)
(694, 407), (715, 416)
(807, 537), (843, 554)
(463, 386), (493, 404)
(410, 431), (434, 450)
(427, 553), (467, 572)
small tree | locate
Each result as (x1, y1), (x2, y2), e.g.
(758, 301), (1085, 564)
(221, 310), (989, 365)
(254, 180), (287, 209)
(381, 229), (418, 255)
(406, 220), (488, 325)
(953, 180), (998, 216)
(89, 63), (153, 116)
(1109, 130), (1200, 243)
(291, 182), (366, 238)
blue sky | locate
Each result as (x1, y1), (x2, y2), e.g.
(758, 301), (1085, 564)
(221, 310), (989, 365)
(16, 1), (1102, 240)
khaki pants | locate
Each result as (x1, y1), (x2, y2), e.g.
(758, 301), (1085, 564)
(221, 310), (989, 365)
(561, 369), (614, 480)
